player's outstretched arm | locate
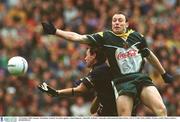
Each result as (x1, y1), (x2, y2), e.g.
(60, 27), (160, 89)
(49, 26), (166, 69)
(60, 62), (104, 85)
(146, 51), (174, 84)
(56, 83), (88, 97)
(146, 51), (166, 75)
(38, 82), (88, 97)
(42, 21), (90, 44)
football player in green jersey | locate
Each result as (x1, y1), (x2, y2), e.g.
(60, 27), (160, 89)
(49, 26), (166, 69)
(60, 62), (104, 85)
(41, 11), (173, 116)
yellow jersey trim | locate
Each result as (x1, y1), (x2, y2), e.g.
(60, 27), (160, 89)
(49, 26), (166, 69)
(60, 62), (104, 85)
(97, 32), (103, 37)
(110, 29), (135, 40)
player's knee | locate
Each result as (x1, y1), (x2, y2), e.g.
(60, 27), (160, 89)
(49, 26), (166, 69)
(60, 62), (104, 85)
(155, 105), (167, 116)
(118, 107), (132, 116)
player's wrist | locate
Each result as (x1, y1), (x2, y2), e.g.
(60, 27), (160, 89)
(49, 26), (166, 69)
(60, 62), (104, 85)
(72, 88), (75, 96)
(56, 90), (60, 95)
(161, 72), (174, 84)
(160, 71), (166, 75)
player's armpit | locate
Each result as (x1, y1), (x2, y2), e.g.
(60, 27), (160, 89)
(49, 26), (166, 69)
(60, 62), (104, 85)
(138, 48), (150, 57)
(136, 42), (150, 57)
(146, 51), (166, 75)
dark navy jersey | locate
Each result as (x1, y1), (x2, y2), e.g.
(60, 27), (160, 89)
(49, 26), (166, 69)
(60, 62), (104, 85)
(80, 63), (117, 116)
(87, 29), (147, 79)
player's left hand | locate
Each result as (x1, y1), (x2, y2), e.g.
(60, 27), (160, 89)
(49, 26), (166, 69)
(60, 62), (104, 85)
(38, 82), (59, 97)
(161, 72), (174, 84)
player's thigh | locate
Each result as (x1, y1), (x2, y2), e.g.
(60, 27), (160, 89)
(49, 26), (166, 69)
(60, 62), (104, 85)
(140, 85), (165, 111)
(116, 95), (134, 115)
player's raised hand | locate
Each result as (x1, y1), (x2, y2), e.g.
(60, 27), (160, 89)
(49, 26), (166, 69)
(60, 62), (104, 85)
(41, 21), (56, 35)
(161, 73), (174, 84)
(38, 82), (58, 97)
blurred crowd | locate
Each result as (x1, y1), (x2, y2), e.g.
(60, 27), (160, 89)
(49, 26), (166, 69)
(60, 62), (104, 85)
(0, 0), (179, 116)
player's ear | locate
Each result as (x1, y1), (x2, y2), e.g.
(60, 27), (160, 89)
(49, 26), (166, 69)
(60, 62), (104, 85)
(93, 53), (96, 59)
(91, 53), (96, 61)
(125, 22), (129, 28)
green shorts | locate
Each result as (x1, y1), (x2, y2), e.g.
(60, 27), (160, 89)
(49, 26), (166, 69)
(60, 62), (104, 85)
(111, 73), (154, 99)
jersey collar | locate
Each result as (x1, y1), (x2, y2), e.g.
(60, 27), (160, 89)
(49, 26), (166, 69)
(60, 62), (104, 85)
(110, 29), (134, 41)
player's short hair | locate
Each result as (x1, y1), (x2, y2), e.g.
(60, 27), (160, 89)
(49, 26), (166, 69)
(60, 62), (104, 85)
(114, 11), (129, 22)
(89, 46), (106, 64)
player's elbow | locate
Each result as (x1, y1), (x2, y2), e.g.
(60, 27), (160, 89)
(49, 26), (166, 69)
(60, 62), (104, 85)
(74, 84), (87, 95)
(145, 51), (155, 61)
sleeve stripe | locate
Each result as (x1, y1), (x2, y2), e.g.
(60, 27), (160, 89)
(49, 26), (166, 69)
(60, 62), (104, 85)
(85, 77), (94, 86)
(88, 35), (97, 43)
(104, 44), (119, 49)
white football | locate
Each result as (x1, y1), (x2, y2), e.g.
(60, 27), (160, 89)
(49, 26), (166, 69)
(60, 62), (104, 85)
(7, 56), (28, 76)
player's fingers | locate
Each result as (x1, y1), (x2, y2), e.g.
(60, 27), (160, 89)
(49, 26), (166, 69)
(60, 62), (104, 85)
(38, 84), (46, 91)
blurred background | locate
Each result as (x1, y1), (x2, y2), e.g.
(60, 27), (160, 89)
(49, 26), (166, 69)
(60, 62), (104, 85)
(0, 0), (179, 116)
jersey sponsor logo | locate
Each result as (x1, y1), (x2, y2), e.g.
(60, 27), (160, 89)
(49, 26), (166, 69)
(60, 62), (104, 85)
(115, 47), (142, 74)
(116, 49), (138, 60)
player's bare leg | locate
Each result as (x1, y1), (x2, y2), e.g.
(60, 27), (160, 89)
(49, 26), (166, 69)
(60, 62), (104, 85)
(116, 95), (134, 116)
(140, 86), (167, 116)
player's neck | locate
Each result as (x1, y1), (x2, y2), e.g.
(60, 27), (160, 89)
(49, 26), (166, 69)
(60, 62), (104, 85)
(120, 28), (127, 34)
(92, 60), (99, 68)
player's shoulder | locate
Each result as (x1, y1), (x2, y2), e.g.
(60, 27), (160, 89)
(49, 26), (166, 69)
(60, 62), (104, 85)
(131, 30), (144, 38)
(94, 30), (110, 37)
(104, 30), (114, 35)
(92, 63), (110, 74)
(98, 30), (118, 39)
(87, 30), (112, 40)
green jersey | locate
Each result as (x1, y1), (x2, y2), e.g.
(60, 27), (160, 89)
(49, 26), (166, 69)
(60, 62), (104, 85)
(87, 29), (147, 79)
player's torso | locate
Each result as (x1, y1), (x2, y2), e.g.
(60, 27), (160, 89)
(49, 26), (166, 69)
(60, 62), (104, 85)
(91, 64), (114, 97)
(90, 64), (117, 114)
(102, 30), (144, 78)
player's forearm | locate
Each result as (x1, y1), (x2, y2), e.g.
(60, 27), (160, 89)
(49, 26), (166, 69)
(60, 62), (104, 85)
(56, 83), (88, 97)
(56, 88), (82, 97)
(146, 51), (166, 74)
(56, 29), (90, 44)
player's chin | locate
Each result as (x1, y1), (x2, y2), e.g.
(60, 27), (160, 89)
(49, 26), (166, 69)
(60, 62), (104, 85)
(113, 28), (123, 34)
(86, 63), (92, 68)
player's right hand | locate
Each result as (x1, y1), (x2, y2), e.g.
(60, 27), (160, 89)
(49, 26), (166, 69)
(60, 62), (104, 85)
(38, 82), (58, 97)
(41, 21), (56, 35)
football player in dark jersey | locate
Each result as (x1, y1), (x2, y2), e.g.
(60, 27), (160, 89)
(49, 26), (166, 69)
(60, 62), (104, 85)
(41, 11), (173, 116)
(38, 47), (117, 116)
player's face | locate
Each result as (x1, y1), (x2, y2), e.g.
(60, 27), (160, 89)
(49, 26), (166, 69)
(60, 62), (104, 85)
(84, 49), (96, 68)
(112, 14), (128, 34)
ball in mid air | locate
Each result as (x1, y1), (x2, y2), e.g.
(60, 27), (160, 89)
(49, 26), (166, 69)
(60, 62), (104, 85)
(7, 56), (28, 76)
